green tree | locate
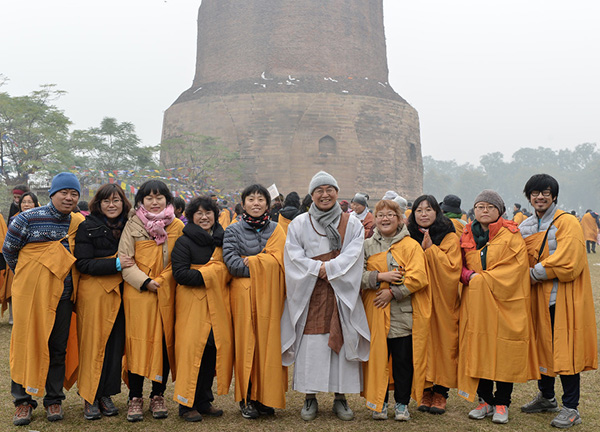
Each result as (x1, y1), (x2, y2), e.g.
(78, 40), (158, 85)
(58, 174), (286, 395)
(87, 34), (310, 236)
(0, 84), (74, 180)
(70, 117), (157, 171)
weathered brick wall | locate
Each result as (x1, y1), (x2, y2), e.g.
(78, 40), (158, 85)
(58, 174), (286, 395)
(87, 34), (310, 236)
(162, 92), (422, 200)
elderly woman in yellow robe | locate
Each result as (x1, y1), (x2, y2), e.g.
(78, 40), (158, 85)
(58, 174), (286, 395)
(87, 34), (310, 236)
(458, 190), (539, 425)
(361, 199), (430, 422)
(407, 195), (461, 415)
(171, 196), (233, 422)
(118, 180), (184, 422)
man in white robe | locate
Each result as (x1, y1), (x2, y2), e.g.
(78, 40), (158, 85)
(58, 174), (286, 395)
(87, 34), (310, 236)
(281, 171), (370, 421)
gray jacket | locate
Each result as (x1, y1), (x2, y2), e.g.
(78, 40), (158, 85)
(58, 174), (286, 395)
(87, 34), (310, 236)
(223, 219), (277, 277)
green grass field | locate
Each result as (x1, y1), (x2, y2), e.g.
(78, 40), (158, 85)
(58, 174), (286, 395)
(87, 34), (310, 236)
(0, 254), (598, 431)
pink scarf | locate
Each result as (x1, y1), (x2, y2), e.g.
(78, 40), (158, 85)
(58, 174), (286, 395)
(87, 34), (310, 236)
(136, 204), (175, 245)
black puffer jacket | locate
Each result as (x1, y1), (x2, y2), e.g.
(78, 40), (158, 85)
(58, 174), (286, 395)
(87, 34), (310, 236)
(223, 219), (277, 278)
(74, 213), (123, 275)
(172, 222), (224, 287)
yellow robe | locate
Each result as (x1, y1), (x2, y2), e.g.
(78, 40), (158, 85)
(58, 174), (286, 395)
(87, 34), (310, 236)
(580, 212), (598, 242)
(362, 238), (430, 411)
(424, 232), (462, 389)
(173, 248), (234, 407)
(75, 265), (122, 403)
(10, 212), (84, 397)
(123, 220), (183, 383)
(278, 214), (291, 234)
(219, 209), (231, 229)
(450, 218), (466, 238)
(230, 224), (288, 409)
(457, 219), (539, 401)
(524, 210), (597, 376)
(0, 216), (9, 315)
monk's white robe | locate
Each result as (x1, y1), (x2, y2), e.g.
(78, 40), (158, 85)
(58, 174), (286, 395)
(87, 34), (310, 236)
(281, 212), (370, 393)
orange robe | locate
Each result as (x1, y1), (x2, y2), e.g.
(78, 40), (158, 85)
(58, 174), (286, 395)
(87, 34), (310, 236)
(362, 238), (430, 411)
(0, 216), (9, 315)
(580, 212), (599, 242)
(219, 209), (231, 229)
(450, 218), (466, 238)
(524, 210), (597, 376)
(457, 218), (539, 402)
(424, 232), (462, 389)
(122, 220), (184, 383)
(278, 214), (291, 234)
(229, 224), (288, 409)
(173, 248), (234, 407)
(10, 212), (84, 397)
(513, 212), (527, 226)
(75, 266), (122, 403)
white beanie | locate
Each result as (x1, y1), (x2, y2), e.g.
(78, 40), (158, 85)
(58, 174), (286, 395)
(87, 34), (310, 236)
(393, 195), (408, 213)
(382, 190), (398, 200)
(309, 171), (339, 194)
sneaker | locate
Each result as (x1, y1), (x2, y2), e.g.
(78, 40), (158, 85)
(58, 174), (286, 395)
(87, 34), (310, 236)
(127, 397), (143, 422)
(46, 404), (64, 422)
(429, 392), (447, 414)
(550, 406), (582, 429)
(150, 395), (168, 419)
(300, 397), (318, 421)
(521, 392), (559, 413)
(181, 409), (202, 422)
(198, 404), (223, 417)
(418, 390), (433, 412)
(372, 402), (388, 420)
(253, 400), (275, 416)
(492, 405), (509, 424)
(84, 400), (102, 420)
(99, 396), (119, 416)
(468, 399), (493, 420)
(13, 402), (33, 426)
(394, 403), (410, 421)
(332, 398), (354, 421)
(240, 401), (259, 419)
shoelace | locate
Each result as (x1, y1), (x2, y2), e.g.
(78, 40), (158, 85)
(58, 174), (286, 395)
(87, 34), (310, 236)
(495, 405), (507, 414)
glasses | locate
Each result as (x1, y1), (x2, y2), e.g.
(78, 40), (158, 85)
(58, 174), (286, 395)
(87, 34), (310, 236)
(101, 199), (122, 206)
(530, 190), (552, 198)
(195, 211), (213, 219)
(312, 187), (337, 196)
(376, 213), (397, 220)
(474, 204), (497, 212)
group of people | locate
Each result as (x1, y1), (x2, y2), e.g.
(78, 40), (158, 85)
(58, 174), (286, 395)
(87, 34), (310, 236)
(1, 170), (597, 429)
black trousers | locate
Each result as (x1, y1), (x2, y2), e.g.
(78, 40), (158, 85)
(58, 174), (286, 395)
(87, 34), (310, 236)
(95, 300), (125, 400)
(384, 335), (413, 406)
(477, 379), (513, 407)
(179, 330), (217, 414)
(128, 337), (169, 399)
(12, 299), (73, 408)
(585, 240), (596, 253)
(537, 304), (581, 409)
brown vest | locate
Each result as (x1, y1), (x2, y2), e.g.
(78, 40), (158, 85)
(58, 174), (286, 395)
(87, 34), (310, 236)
(303, 212), (349, 354)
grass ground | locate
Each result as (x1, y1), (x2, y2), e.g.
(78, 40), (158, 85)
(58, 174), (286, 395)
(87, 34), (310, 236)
(0, 254), (598, 431)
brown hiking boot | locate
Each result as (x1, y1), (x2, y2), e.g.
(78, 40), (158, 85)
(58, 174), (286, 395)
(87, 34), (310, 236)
(127, 397), (143, 422)
(13, 402), (33, 426)
(429, 392), (447, 414)
(46, 404), (64, 422)
(150, 395), (168, 419)
(418, 390), (433, 412)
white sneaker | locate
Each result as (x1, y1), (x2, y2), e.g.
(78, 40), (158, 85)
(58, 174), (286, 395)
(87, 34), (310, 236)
(468, 398), (494, 420)
(372, 402), (388, 420)
(394, 403), (410, 421)
(492, 405), (509, 424)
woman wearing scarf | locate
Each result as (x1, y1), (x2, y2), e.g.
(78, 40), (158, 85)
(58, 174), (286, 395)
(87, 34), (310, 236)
(361, 199), (429, 421)
(74, 184), (133, 420)
(351, 193), (374, 238)
(223, 184), (287, 419)
(118, 180), (184, 422)
(458, 190), (538, 425)
(171, 196), (232, 422)
(407, 195), (461, 415)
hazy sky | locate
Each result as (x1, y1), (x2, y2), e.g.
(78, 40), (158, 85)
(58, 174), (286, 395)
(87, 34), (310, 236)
(2, 1), (599, 165)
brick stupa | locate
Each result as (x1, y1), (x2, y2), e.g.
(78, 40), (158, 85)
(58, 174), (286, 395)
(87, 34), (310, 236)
(161, 0), (422, 199)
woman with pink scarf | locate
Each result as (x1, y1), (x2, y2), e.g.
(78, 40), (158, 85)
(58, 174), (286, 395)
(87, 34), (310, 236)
(118, 180), (184, 422)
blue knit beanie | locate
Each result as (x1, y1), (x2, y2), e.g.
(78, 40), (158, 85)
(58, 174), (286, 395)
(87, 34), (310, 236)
(49, 172), (81, 197)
